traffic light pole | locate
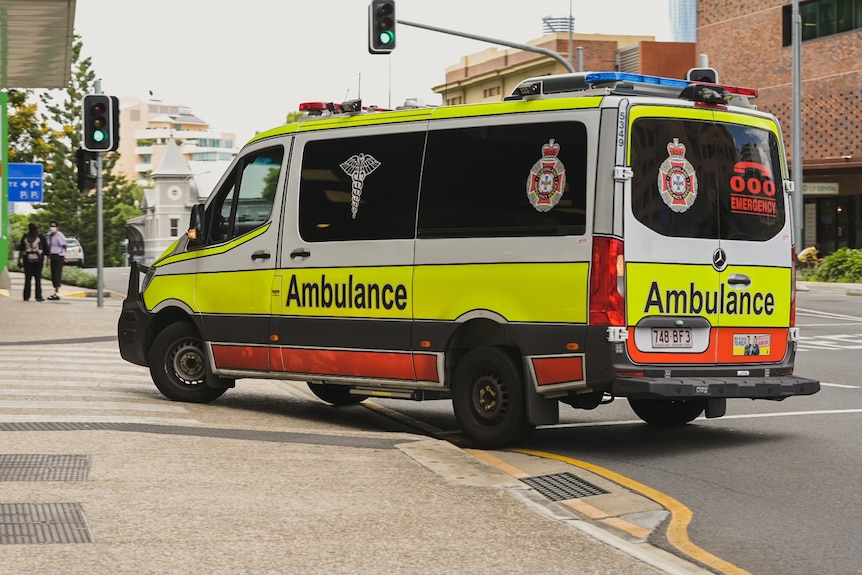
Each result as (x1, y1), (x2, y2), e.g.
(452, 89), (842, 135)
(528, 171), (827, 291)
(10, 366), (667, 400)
(96, 151), (104, 308)
(397, 19), (575, 73)
(94, 80), (104, 308)
(791, 0), (803, 248)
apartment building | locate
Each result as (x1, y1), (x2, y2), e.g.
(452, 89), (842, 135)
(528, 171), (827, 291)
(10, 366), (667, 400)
(115, 96), (239, 188)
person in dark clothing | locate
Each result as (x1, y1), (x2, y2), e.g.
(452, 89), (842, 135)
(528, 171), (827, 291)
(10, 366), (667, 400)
(17, 222), (49, 302)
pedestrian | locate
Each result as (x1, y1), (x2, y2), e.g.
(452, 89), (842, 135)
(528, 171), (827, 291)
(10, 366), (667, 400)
(17, 222), (49, 302)
(46, 220), (67, 300)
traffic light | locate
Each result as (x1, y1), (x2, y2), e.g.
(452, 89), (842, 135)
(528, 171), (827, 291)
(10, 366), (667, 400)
(82, 94), (120, 152)
(76, 148), (98, 191)
(368, 0), (396, 54)
(686, 67), (719, 84)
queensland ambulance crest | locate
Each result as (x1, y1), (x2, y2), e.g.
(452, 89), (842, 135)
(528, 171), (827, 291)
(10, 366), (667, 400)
(526, 139), (566, 212)
(658, 138), (698, 213)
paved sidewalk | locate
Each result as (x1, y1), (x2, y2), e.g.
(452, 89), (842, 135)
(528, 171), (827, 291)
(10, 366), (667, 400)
(0, 271), (706, 575)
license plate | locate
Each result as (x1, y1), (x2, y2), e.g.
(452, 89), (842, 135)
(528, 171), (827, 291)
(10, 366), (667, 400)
(651, 328), (692, 348)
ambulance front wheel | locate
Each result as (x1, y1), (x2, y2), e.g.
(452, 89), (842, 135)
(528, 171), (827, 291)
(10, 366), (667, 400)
(307, 382), (365, 406)
(149, 322), (227, 403)
(628, 398), (706, 425)
(453, 346), (534, 449)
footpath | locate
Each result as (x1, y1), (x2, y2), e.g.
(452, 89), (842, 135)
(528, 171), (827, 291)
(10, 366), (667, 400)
(4, 271), (853, 574)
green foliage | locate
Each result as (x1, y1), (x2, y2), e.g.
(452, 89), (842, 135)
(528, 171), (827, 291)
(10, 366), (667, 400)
(7, 89), (51, 163)
(806, 249), (862, 283)
(56, 265), (98, 289)
(5, 261), (97, 289)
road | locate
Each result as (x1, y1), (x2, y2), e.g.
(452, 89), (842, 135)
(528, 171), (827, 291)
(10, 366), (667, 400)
(84, 266), (132, 296)
(78, 271), (862, 573)
(374, 287), (862, 575)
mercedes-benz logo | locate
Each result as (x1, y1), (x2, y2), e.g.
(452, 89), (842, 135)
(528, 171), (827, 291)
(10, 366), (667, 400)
(712, 248), (728, 271)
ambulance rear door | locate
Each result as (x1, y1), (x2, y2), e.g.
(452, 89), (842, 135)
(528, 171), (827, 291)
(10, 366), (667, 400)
(623, 105), (792, 368)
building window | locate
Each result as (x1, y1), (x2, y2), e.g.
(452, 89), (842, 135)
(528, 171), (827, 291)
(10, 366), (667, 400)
(170, 218), (179, 237)
(482, 86), (502, 99)
(784, 0), (862, 44)
(446, 95), (464, 106)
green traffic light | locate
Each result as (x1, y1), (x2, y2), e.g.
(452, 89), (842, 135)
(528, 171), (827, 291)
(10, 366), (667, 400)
(92, 129), (107, 143)
(379, 30), (394, 45)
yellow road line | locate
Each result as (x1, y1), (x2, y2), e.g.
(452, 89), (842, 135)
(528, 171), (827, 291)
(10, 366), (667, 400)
(513, 448), (752, 575)
(464, 448), (531, 478)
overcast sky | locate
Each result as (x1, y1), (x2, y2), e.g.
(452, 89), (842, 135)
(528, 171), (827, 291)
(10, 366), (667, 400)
(74, 0), (672, 145)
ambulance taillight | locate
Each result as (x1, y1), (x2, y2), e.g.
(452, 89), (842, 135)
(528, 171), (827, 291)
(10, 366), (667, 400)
(589, 237), (626, 326)
(791, 246), (797, 327)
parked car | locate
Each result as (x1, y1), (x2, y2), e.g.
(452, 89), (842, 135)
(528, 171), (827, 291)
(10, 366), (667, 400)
(64, 237), (84, 267)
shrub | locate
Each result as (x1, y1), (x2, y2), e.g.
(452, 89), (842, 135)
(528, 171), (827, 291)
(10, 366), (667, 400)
(806, 248), (862, 283)
(6, 261), (97, 288)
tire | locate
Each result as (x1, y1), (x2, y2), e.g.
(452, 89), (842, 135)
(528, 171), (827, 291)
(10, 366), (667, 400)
(628, 398), (706, 425)
(452, 346), (534, 449)
(149, 322), (227, 403)
(307, 382), (365, 406)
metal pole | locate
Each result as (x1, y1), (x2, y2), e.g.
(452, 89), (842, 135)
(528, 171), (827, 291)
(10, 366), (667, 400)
(96, 153), (103, 307)
(791, 0), (803, 247)
(568, 1), (573, 69)
(94, 79), (104, 308)
(398, 19), (575, 73)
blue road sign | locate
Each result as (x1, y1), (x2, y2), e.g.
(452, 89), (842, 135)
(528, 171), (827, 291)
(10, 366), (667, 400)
(7, 163), (44, 202)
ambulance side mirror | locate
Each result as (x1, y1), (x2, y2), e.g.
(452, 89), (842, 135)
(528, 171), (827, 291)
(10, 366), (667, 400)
(188, 204), (206, 246)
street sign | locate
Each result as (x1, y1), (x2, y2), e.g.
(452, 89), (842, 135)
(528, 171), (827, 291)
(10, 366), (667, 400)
(7, 163), (44, 202)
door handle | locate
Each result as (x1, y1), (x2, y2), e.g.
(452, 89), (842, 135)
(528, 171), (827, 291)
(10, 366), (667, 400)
(290, 249), (311, 259)
(251, 250), (271, 261)
(727, 274), (751, 287)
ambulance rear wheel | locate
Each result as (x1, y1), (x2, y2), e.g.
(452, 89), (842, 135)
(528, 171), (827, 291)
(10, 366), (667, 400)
(149, 322), (227, 403)
(628, 398), (706, 425)
(307, 382), (365, 406)
(453, 346), (533, 449)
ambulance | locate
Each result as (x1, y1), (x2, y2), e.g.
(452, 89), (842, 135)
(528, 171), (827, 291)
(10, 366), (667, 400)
(118, 72), (820, 448)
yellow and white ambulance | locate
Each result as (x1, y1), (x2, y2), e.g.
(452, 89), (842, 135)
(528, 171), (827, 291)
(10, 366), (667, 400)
(118, 72), (819, 448)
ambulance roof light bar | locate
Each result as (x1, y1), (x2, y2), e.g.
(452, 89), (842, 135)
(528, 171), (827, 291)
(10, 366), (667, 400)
(297, 99), (400, 118)
(506, 71), (758, 102)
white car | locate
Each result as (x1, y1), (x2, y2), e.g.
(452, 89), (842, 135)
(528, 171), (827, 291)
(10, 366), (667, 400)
(64, 237), (84, 267)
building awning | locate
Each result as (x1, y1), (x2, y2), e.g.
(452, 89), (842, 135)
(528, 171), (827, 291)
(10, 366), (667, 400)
(0, 0), (75, 89)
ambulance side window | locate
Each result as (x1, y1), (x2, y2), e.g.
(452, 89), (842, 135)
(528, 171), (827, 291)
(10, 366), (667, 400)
(298, 132), (424, 242)
(418, 121), (588, 238)
(206, 146), (284, 243)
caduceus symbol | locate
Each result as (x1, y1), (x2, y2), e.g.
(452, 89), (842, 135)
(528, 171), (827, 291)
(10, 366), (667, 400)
(339, 153), (381, 219)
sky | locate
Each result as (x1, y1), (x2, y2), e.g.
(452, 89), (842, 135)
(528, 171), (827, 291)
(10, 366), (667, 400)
(74, 0), (672, 145)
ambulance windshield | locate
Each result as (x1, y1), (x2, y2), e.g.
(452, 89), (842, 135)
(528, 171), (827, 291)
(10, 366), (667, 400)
(629, 118), (786, 242)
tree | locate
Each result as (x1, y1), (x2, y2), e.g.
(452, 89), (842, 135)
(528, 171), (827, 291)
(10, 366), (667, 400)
(36, 36), (143, 267)
(5, 89), (51, 258)
(6, 89), (51, 164)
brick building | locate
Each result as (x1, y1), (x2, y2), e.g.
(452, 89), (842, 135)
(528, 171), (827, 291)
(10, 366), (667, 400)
(697, 0), (862, 253)
(433, 32), (695, 106)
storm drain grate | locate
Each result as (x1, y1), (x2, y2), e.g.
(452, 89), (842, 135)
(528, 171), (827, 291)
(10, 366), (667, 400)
(0, 455), (91, 482)
(521, 472), (609, 501)
(0, 503), (93, 544)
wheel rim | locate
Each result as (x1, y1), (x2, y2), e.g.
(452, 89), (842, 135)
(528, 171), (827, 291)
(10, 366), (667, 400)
(470, 370), (508, 426)
(169, 339), (206, 387)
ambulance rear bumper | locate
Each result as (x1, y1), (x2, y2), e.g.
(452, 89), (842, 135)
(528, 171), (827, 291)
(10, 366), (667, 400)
(613, 375), (820, 400)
